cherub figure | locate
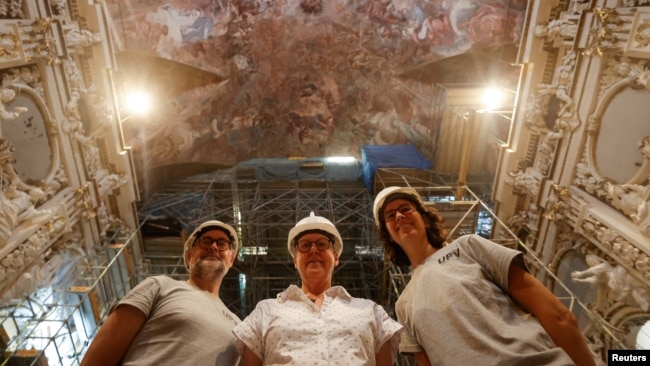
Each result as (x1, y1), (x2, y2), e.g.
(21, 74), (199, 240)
(0, 87), (28, 121)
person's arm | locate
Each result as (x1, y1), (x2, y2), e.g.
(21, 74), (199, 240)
(414, 351), (432, 366)
(80, 304), (147, 366)
(507, 263), (596, 366)
(239, 345), (263, 366)
(375, 340), (394, 366)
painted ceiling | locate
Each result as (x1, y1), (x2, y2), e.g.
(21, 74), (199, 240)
(108, 0), (527, 191)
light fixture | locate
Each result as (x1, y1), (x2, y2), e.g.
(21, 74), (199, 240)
(476, 86), (518, 114)
(125, 90), (151, 115)
(481, 87), (504, 108)
(325, 156), (357, 163)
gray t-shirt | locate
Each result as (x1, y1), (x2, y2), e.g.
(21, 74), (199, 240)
(396, 234), (574, 365)
(118, 276), (240, 366)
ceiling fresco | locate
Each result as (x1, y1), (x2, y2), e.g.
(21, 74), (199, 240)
(108, 0), (527, 190)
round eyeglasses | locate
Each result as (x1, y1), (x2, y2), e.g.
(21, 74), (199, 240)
(295, 238), (332, 253)
(196, 237), (232, 251)
(383, 202), (416, 223)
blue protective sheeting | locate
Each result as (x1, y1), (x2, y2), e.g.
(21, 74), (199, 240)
(361, 143), (432, 191)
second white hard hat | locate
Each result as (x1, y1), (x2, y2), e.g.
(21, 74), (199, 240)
(287, 212), (343, 257)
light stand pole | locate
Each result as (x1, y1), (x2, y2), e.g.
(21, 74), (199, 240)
(456, 108), (476, 200)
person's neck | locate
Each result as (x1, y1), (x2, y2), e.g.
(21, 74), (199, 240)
(302, 279), (331, 300)
(403, 238), (438, 268)
(188, 276), (223, 297)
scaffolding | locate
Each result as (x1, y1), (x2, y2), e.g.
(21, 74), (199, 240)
(132, 165), (491, 366)
(137, 168), (383, 319)
(0, 236), (136, 366)
(1, 166), (625, 365)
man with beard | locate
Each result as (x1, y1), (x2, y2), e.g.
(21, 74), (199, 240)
(81, 220), (241, 366)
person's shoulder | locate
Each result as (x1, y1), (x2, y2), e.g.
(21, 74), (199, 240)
(347, 295), (373, 303)
(147, 274), (174, 282)
(457, 234), (518, 261)
(346, 294), (381, 308)
(457, 233), (480, 241)
(252, 297), (278, 309)
(454, 234), (493, 246)
(346, 297), (395, 318)
(438, 235), (489, 259)
(328, 285), (353, 300)
(141, 275), (181, 287)
(244, 297), (277, 316)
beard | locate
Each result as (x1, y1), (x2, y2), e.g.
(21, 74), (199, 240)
(190, 257), (228, 280)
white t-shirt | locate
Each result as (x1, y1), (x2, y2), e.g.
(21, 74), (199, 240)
(233, 284), (403, 365)
(119, 276), (241, 365)
(396, 234), (574, 365)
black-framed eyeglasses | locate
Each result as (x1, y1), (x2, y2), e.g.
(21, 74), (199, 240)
(295, 238), (332, 253)
(383, 203), (416, 223)
(196, 237), (232, 251)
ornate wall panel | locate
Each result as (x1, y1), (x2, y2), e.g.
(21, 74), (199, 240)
(0, 0), (140, 304)
(495, 0), (650, 355)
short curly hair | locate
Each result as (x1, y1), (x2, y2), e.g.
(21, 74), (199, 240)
(376, 195), (448, 266)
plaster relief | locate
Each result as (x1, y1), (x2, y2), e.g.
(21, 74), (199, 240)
(625, 7), (650, 58)
(575, 56), (650, 235)
(523, 51), (579, 177)
(571, 253), (649, 311)
(579, 214), (650, 284)
(0, 138), (49, 245)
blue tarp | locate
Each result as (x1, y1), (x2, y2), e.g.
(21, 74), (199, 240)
(361, 143), (432, 191)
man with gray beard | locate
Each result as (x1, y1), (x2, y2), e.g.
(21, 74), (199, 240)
(81, 220), (241, 366)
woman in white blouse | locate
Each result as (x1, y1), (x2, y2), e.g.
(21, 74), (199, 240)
(233, 212), (402, 366)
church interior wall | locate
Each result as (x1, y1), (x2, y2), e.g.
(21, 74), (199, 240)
(0, 0), (649, 364)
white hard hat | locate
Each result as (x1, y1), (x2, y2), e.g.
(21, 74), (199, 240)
(287, 211), (343, 257)
(183, 220), (239, 270)
(373, 186), (424, 227)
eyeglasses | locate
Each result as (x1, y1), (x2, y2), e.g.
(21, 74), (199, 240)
(196, 237), (232, 251)
(295, 238), (332, 253)
(383, 203), (416, 223)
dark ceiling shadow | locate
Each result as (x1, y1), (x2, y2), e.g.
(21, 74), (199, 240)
(394, 44), (519, 86)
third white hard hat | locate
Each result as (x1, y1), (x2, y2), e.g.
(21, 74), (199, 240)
(373, 186), (424, 227)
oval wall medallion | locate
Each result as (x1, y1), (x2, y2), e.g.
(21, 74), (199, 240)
(597, 87), (650, 183)
(0, 88), (53, 184)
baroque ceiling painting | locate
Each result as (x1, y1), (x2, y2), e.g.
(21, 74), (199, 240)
(109, 0), (526, 187)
